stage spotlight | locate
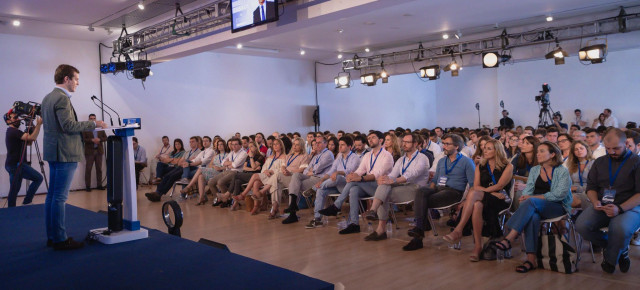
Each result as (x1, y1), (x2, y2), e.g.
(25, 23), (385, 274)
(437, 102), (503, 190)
(443, 59), (459, 77)
(334, 72), (351, 89)
(379, 61), (389, 82)
(483, 52), (500, 68)
(419, 65), (440, 80)
(360, 73), (377, 86)
(545, 39), (568, 65)
(579, 44), (606, 64)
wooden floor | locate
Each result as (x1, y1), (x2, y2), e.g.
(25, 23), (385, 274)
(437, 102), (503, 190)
(9, 186), (640, 290)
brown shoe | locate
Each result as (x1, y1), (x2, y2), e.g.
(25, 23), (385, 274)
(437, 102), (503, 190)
(53, 237), (84, 251)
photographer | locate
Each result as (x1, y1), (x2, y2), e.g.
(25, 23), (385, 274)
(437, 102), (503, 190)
(4, 110), (44, 207)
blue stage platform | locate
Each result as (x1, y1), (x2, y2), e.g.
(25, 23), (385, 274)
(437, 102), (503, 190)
(0, 204), (333, 290)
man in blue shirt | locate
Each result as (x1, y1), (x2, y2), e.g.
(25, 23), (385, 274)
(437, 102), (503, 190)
(403, 134), (475, 251)
(283, 135), (334, 224)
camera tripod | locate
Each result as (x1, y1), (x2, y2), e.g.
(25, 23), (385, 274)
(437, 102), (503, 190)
(538, 104), (554, 128)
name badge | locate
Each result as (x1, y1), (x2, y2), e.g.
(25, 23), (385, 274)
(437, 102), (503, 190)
(602, 188), (616, 205)
(438, 176), (448, 186)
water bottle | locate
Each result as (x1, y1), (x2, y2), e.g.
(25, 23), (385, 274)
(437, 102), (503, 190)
(322, 215), (328, 226)
(496, 249), (505, 263)
(386, 220), (393, 237)
(367, 222), (373, 233)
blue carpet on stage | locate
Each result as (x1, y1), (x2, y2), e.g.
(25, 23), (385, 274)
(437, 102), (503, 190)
(0, 204), (333, 290)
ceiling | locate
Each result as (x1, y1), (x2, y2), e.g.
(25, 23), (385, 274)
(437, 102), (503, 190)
(1, 0), (639, 60)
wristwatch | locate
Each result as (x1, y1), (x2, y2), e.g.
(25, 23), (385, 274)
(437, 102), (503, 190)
(616, 204), (625, 214)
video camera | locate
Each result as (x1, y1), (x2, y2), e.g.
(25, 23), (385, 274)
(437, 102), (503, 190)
(12, 101), (41, 117)
(534, 83), (550, 105)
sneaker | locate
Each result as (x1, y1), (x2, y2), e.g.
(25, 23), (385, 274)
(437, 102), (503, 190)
(178, 178), (189, 184)
(631, 231), (640, 246)
(305, 219), (323, 229)
(619, 249), (631, 273)
(364, 231), (387, 241)
(364, 210), (378, 221)
(282, 213), (299, 224)
(339, 224), (360, 235)
(319, 204), (339, 216)
(53, 238), (84, 251)
(407, 227), (425, 239)
(402, 238), (424, 251)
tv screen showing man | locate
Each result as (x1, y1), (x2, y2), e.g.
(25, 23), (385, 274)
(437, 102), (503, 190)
(231, 0), (278, 33)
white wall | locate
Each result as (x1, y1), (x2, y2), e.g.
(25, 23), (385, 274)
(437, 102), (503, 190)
(437, 48), (640, 129)
(317, 72), (437, 132)
(100, 52), (317, 175)
(0, 33), (101, 196)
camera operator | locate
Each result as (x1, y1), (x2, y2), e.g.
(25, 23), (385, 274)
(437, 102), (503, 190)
(4, 110), (44, 207)
(552, 112), (568, 132)
(42, 64), (107, 251)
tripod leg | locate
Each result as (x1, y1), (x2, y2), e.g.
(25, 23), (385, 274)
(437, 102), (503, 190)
(33, 141), (49, 190)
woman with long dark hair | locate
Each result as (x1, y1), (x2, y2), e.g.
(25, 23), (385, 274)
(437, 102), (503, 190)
(566, 140), (594, 209)
(181, 139), (229, 205)
(155, 139), (185, 181)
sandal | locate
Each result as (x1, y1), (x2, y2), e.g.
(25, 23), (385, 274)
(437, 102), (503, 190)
(251, 200), (262, 215)
(443, 231), (462, 244)
(515, 261), (536, 273)
(490, 239), (512, 251)
(469, 254), (480, 262)
(195, 196), (208, 206)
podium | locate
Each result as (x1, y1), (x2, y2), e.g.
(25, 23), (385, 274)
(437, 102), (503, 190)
(90, 126), (148, 244)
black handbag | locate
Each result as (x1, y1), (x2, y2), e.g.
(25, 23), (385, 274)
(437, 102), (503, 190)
(536, 223), (577, 273)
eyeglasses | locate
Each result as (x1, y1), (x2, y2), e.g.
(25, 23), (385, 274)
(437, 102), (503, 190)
(442, 142), (453, 146)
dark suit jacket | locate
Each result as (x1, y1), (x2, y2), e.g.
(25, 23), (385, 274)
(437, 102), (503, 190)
(253, 2), (276, 24)
(42, 88), (96, 162)
(83, 130), (107, 155)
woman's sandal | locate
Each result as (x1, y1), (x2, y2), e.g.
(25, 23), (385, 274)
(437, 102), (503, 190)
(515, 261), (536, 273)
(469, 254), (480, 262)
(490, 239), (512, 251)
(195, 197), (208, 206)
(443, 231), (462, 244)
(251, 200), (262, 215)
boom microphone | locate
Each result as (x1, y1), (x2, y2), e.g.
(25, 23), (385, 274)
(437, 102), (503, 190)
(92, 96), (121, 126)
(91, 97), (113, 126)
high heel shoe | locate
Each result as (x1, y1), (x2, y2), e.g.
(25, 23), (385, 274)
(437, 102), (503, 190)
(443, 231), (462, 244)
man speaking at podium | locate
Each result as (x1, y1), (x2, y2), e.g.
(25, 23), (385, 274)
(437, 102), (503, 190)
(42, 64), (107, 250)
(253, 0), (275, 23)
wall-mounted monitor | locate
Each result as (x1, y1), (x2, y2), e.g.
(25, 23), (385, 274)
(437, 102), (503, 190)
(231, 0), (279, 33)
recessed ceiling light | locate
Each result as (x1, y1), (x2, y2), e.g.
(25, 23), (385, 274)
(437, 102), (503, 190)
(300, 49), (306, 55)
(442, 33), (449, 40)
(337, 54), (343, 59)
(546, 15), (553, 22)
(337, 29), (343, 33)
(236, 43), (243, 49)
(138, 1), (145, 10)
(12, 20), (20, 27)
(365, 48), (370, 52)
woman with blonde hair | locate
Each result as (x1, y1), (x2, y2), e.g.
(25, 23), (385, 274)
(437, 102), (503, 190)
(182, 139), (229, 205)
(263, 137), (310, 219)
(444, 139), (514, 261)
(232, 138), (286, 213)
(384, 132), (402, 162)
(566, 140), (594, 209)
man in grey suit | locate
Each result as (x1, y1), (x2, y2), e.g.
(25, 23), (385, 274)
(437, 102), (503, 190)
(42, 64), (107, 250)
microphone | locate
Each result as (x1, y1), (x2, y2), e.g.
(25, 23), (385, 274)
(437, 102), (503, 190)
(500, 100), (504, 108)
(92, 96), (121, 126)
(91, 97), (113, 126)
(475, 103), (480, 110)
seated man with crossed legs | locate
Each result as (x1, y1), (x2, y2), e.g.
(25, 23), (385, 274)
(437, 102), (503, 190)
(319, 131), (394, 234)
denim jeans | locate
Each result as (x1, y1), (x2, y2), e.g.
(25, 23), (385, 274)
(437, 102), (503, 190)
(155, 162), (169, 179)
(314, 175), (346, 219)
(340, 181), (378, 225)
(5, 163), (44, 207)
(505, 197), (565, 253)
(45, 161), (78, 243)
(181, 166), (198, 179)
(576, 205), (640, 265)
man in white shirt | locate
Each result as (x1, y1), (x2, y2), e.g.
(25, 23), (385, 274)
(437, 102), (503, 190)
(603, 108), (619, 128)
(573, 109), (588, 127)
(353, 135), (370, 158)
(306, 136), (362, 229)
(210, 138), (247, 206)
(145, 137), (200, 202)
(586, 128), (607, 159)
(153, 136), (172, 183)
(625, 130), (640, 155)
(319, 131), (394, 235)
(179, 136), (214, 182)
(362, 133), (430, 241)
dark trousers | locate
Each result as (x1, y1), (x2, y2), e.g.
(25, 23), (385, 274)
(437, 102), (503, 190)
(5, 163), (43, 207)
(135, 163), (146, 185)
(156, 167), (182, 195)
(414, 186), (463, 231)
(156, 162), (169, 179)
(229, 172), (255, 195)
(84, 151), (103, 188)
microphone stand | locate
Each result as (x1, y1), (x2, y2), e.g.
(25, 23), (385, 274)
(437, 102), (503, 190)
(475, 104), (481, 129)
(92, 96), (121, 126)
(91, 97), (114, 126)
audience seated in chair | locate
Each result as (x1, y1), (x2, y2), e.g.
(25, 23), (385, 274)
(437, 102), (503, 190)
(145, 136), (200, 202)
(443, 139), (513, 261)
(566, 140), (594, 210)
(490, 142), (572, 273)
(132, 137), (147, 187)
(263, 137), (309, 218)
(210, 137), (248, 208)
(181, 139), (229, 205)
(576, 128), (640, 274)
(179, 136), (214, 182)
(226, 142), (265, 212)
